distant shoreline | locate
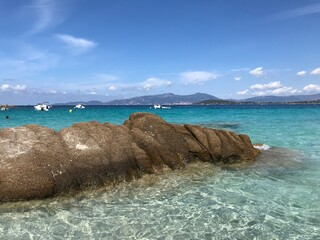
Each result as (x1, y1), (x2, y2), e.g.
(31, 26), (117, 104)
(2, 102), (320, 108)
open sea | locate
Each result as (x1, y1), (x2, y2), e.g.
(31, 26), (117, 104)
(0, 105), (319, 239)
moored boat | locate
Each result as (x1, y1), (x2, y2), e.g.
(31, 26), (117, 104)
(74, 104), (85, 109)
(153, 104), (171, 109)
(34, 102), (51, 111)
(0, 106), (9, 111)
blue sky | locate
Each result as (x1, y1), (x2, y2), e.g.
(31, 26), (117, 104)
(1, 0), (320, 104)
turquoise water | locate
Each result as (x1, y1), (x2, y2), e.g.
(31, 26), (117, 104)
(0, 105), (320, 239)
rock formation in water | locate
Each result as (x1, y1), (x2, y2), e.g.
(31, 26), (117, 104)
(0, 113), (259, 202)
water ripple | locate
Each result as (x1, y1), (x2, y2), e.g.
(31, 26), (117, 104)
(1, 146), (319, 239)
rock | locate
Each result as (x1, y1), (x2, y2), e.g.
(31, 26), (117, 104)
(0, 113), (260, 202)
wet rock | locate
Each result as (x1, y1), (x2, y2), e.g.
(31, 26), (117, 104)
(0, 113), (259, 201)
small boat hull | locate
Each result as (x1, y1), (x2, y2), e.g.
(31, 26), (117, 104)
(34, 103), (51, 111)
(74, 104), (85, 109)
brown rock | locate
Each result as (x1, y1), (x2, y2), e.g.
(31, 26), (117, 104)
(0, 113), (259, 202)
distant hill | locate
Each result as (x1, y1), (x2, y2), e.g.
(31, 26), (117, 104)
(105, 93), (220, 105)
(195, 99), (238, 105)
(243, 93), (320, 102)
(195, 99), (269, 105)
(54, 101), (104, 106)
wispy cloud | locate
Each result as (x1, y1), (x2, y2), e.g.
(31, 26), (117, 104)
(231, 68), (250, 72)
(56, 34), (97, 53)
(141, 77), (172, 91)
(27, 0), (65, 34)
(102, 77), (172, 93)
(54, 73), (120, 92)
(234, 76), (241, 81)
(0, 46), (59, 76)
(93, 73), (119, 82)
(53, 75), (171, 94)
(0, 87), (115, 105)
(237, 89), (248, 95)
(273, 3), (320, 20)
(180, 71), (218, 85)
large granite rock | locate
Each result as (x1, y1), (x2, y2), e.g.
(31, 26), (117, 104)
(0, 113), (259, 202)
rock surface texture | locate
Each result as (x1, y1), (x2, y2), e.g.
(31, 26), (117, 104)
(0, 113), (259, 202)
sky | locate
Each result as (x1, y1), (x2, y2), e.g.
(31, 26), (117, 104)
(0, 0), (320, 104)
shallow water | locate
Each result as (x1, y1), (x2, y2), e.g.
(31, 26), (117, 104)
(0, 105), (320, 239)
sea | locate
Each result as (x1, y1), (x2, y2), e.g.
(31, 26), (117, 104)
(0, 105), (319, 239)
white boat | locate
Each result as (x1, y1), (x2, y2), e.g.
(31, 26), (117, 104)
(153, 104), (171, 109)
(34, 102), (51, 111)
(1, 107), (8, 111)
(74, 104), (85, 109)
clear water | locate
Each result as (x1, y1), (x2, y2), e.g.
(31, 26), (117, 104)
(0, 105), (320, 239)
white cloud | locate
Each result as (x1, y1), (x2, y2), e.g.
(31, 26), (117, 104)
(310, 68), (320, 75)
(109, 85), (117, 91)
(234, 76), (241, 81)
(251, 87), (299, 96)
(303, 84), (320, 92)
(0, 84), (10, 91)
(0, 84), (27, 92)
(249, 67), (264, 77)
(12, 84), (27, 91)
(237, 89), (248, 95)
(56, 34), (97, 53)
(250, 81), (282, 90)
(297, 70), (307, 76)
(181, 71), (218, 84)
(240, 81), (300, 96)
(142, 77), (171, 91)
(271, 87), (298, 95)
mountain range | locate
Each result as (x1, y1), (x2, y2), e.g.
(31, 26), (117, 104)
(54, 92), (320, 105)
(105, 93), (219, 105)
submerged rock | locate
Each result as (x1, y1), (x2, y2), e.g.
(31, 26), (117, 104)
(0, 113), (259, 202)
